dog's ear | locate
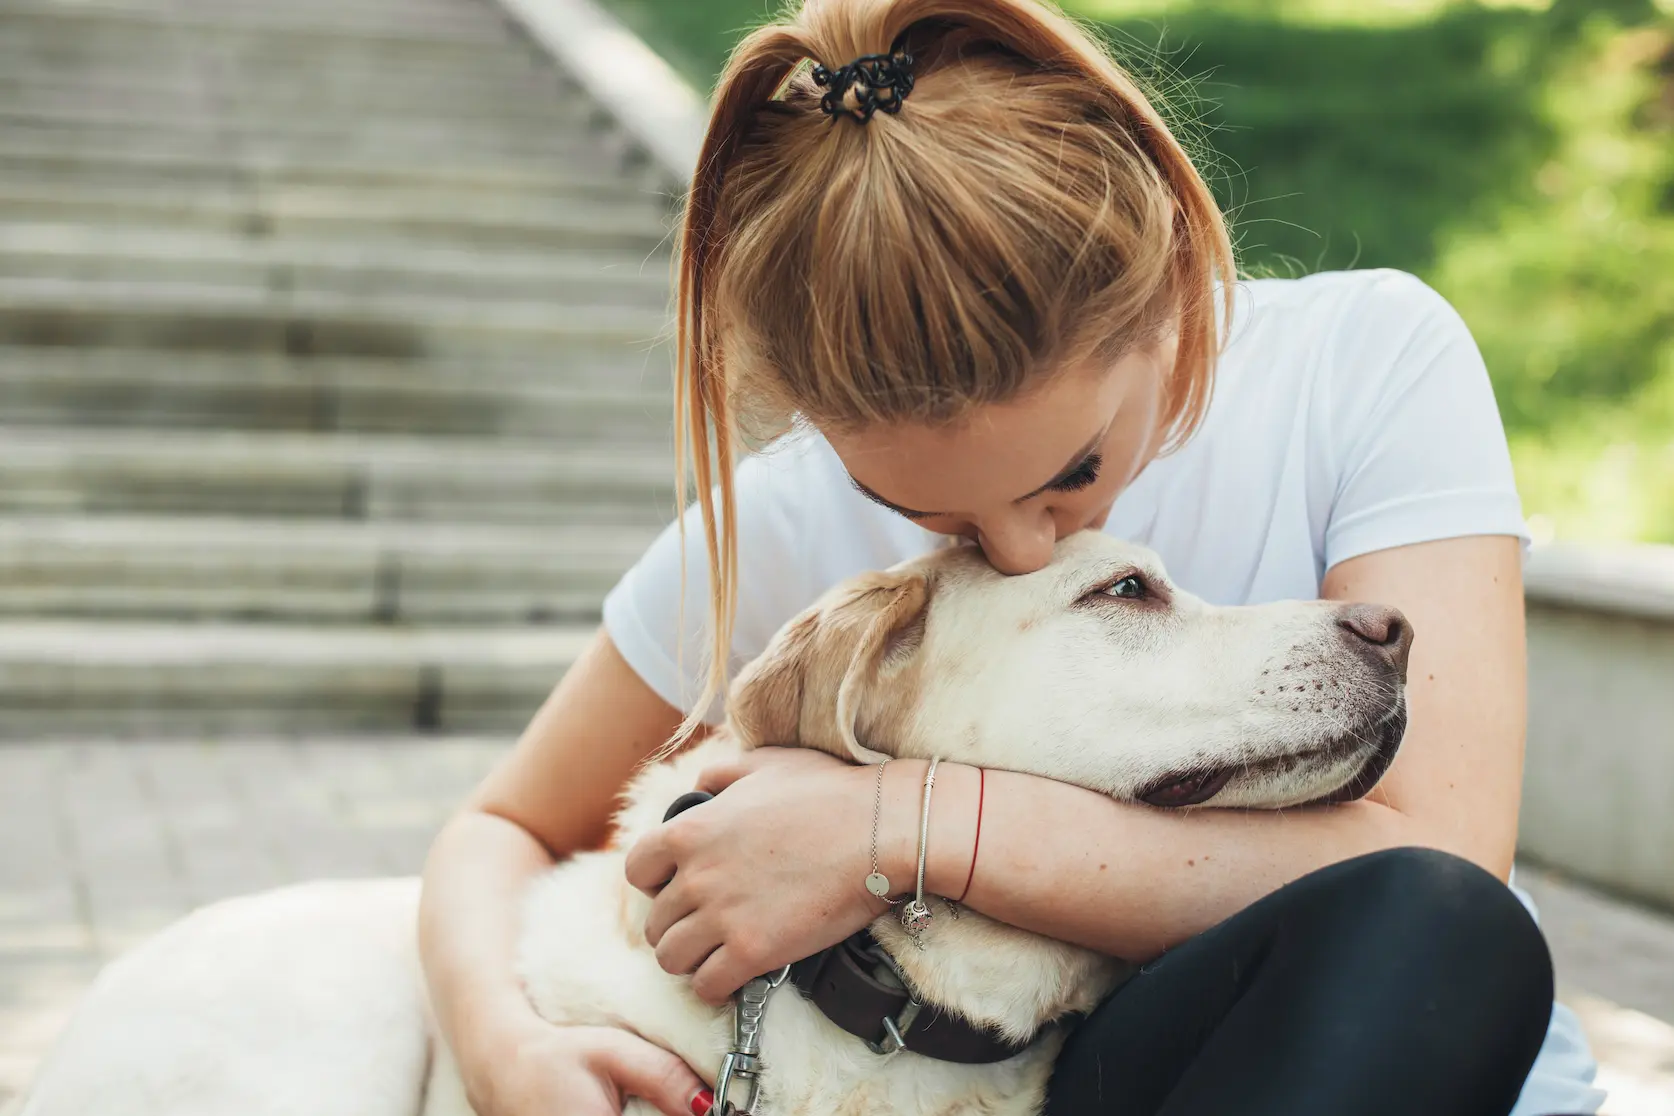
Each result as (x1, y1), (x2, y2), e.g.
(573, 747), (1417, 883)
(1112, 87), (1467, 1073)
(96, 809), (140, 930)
(726, 608), (820, 753)
(729, 570), (930, 762)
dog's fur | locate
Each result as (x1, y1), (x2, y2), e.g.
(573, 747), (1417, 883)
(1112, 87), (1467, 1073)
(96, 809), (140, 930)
(18, 533), (1410, 1116)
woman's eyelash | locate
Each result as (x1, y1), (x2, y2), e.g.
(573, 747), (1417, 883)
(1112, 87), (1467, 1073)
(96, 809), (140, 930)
(1046, 453), (1103, 494)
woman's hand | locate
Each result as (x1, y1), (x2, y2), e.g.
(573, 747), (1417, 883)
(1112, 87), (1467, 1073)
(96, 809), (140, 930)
(461, 1013), (710, 1116)
(623, 747), (889, 1005)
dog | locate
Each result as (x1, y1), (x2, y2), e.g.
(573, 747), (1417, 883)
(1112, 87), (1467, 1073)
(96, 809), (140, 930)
(17, 532), (1411, 1116)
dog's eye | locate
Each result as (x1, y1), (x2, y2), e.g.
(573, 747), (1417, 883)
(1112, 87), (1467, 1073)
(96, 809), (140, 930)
(1102, 575), (1148, 600)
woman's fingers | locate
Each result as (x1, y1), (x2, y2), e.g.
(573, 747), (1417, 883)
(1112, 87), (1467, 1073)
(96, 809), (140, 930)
(694, 759), (752, 795)
(642, 875), (701, 949)
(623, 825), (678, 896)
(588, 1028), (711, 1116)
(652, 906), (722, 978)
(689, 944), (761, 1008)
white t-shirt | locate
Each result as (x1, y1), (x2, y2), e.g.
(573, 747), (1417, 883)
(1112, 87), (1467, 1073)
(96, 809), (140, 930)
(603, 268), (1605, 1115)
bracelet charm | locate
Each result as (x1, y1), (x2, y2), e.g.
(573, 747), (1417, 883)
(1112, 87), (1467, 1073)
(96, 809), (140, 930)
(899, 898), (934, 935)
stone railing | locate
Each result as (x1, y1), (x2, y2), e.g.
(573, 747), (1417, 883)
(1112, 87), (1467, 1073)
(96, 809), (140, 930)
(496, 0), (707, 185)
(1520, 542), (1674, 911)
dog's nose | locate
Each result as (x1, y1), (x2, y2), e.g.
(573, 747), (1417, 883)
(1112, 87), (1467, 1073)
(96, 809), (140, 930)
(1337, 604), (1413, 680)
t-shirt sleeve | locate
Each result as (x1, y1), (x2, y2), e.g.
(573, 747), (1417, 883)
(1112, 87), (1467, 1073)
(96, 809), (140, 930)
(602, 438), (819, 725)
(1319, 270), (1530, 571)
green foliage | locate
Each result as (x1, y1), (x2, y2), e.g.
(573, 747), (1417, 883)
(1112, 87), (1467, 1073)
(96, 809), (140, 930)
(595, 0), (784, 91)
(598, 0), (1674, 542)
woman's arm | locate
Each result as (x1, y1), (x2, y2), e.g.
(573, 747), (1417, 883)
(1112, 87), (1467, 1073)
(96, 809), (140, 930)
(418, 629), (708, 1114)
(906, 534), (1528, 960)
(632, 533), (1528, 999)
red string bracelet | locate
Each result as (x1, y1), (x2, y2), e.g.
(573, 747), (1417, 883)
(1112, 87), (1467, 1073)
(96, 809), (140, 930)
(953, 767), (984, 904)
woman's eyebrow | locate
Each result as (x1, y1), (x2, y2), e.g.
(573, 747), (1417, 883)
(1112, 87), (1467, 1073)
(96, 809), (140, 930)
(845, 429), (1107, 519)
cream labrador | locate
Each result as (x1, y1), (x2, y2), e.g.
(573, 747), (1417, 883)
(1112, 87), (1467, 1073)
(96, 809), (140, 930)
(17, 532), (1411, 1116)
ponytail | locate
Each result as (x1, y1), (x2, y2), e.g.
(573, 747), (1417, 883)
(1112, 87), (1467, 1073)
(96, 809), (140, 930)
(666, 0), (1234, 746)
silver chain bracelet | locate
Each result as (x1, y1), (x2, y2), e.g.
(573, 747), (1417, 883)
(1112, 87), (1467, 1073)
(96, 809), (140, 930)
(864, 759), (902, 904)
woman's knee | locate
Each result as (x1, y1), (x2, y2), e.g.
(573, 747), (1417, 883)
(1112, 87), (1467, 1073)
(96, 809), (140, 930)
(1334, 847), (1532, 925)
(1325, 847), (1554, 1013)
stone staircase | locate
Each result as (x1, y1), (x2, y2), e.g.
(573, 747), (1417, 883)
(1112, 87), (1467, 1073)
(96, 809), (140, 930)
(0, 0), (681, 736)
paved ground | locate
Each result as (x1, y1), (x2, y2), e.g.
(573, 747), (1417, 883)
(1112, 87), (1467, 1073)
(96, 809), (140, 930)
(2, 739), (1671, 1113)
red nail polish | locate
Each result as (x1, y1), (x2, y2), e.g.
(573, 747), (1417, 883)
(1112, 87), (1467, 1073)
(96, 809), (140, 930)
(690, 1087), (715, 1116)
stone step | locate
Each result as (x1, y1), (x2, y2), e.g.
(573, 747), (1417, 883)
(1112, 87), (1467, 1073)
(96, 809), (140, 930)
(0, 275), (670, 357)
(0, 112), (641, 166)
(0, 180), (670, 250)
(0, 58), (585, 114)
(0, 23), (541, 65)
(173, 0), (513, 22)
(0, 619), (593, 736)
(0, 82), (216, 121)
(0, 58), (577, 101)
(0, 514), (656, 623)
(0, 4), (522, 50)
(0, 58), (577, 108)
(0, 139), (664, 201)
(0, 179), (249, 236)
(0, 46), (535, 89)
(0, 75), (609, 128)
(0, 426), (676, 525)
(0, 346), (673, 435)
(0, 0), (488, 10)
(124, 0), (509, 13)
(0, 221), (673, 308)
(0, 83), (610, 132)
(2, 0), (510, 20)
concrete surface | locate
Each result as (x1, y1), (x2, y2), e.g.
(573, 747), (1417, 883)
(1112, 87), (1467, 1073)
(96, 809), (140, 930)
(1522, 544), (1674, 911)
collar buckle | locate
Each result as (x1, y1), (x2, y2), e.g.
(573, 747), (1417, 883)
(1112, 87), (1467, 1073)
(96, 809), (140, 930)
(865, 997), (924, 1056)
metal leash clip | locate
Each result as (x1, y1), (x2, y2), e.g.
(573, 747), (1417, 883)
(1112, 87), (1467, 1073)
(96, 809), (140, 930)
(713, 964), (792, 1116)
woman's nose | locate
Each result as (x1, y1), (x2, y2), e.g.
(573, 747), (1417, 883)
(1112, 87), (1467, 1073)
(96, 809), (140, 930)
(977, 517), (1056, 575)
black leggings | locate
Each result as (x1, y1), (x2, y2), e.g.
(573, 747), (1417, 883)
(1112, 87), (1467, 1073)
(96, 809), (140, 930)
(1044, 848), (1557, 1116)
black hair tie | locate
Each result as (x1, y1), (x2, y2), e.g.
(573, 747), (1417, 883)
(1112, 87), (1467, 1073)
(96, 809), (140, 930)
(811, 47), (916, 123)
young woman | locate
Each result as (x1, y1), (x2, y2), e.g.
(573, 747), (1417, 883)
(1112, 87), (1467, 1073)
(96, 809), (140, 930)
(417, 1), (1605, 1113)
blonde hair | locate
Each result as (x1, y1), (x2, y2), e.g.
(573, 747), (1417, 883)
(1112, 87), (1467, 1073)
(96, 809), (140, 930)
(672, 0), (1234, 739)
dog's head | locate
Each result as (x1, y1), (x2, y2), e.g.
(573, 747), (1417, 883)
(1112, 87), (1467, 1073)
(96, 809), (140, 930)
(728, 532), (1410, 809)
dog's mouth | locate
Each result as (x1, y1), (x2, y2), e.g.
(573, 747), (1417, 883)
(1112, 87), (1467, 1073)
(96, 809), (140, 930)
(1136, 700), (1409, 810)
(1137, 767), (1236, 808)
(1307, 701), (1408, 805)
